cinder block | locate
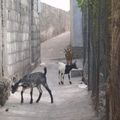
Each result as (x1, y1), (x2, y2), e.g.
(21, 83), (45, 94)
(1, 0), (41, 77)
(7, 32), (11, 42)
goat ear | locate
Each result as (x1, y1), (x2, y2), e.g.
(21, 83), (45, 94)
(11, 81), (15, 86)
(12, 74), (17, 82)
(11, 85), (14, 88)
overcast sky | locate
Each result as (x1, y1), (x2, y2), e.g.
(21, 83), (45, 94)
(41, 0), (70, 11)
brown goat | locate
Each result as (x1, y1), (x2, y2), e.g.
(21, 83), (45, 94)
(64, 48), (73, 65)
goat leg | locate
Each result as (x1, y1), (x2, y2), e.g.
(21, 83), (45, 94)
(36, 92), (42, 103)
(58, 82), (61, 85)
(36, 85), (42, 103)
(61, 81), (64, 85)
(61, 73), (64, 85)
(58, 71), (62, 85)
(44, 84), (54, 103)
(68, 74), (72, 84)
(21, 91), (24, 104)
(30, 88), (33, 104)
(21, 88), (25, 104)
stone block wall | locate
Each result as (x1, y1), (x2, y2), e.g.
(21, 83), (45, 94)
(3, 0), (31, 78)
(0, 0), (41, 106)
(31, 10), (40, 63)
(39, 3), (70, 42)
(0, 0), (40, 78)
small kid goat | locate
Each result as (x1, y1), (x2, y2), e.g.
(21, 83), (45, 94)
(58, 61), (77, 85)
(64, 48), (72, 65)
(11, 67), (53, 104)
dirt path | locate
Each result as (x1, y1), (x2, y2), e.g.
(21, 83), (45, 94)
(41, 31), (70, 61)
(0, 32), (99, 120)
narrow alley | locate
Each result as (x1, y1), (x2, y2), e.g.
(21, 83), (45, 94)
(1, 0), (120, 120)
(0, 32), (98, 120)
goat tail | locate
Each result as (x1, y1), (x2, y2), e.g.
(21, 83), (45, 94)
(44, 67), (47, 75)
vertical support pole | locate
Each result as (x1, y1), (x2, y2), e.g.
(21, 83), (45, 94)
(1, 0), (4, 77)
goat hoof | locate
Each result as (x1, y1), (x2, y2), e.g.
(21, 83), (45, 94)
(69, 81), (72, 84)
(30, 100), (33, 104)
(59, 82), (61, 85)
(21, 100), (23, 104)
(36, 100), (39, 103)
(30, 102), (33, 104)
(51, 100), (54, 104)
(61, 81), (64, 85)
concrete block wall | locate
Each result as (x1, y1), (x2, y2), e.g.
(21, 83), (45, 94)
(3, 0), (31, 77)
(40, 3), (70, 42)
(0, 0), (41, 78)
(31, 9), (40, 63)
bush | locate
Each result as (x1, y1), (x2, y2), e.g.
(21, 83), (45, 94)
(0, 78), (10, 106)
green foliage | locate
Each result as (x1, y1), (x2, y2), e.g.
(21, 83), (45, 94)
(77, 0), (87, 9)
(77, 0), (84, 7)
(77, 0), (98, 11)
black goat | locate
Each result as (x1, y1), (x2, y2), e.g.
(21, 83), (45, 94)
(11, 67), (53, 104)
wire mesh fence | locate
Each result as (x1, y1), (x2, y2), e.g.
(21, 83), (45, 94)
(80, 0), (111, 119)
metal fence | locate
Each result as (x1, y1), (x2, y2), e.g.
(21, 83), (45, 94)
(81, 0), (111, 119)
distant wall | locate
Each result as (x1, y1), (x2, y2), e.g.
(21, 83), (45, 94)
(39, 3), (70, 42)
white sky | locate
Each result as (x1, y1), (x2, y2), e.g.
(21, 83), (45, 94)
(41, 0), (70, 11)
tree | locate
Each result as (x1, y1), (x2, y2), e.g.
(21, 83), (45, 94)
(109, 0), (120, 119)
